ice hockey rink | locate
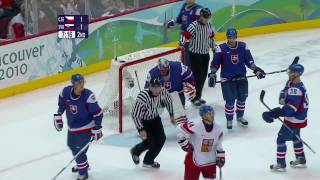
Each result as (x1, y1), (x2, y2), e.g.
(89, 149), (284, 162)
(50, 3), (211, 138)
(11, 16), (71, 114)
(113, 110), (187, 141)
(0, 28), (320, 180)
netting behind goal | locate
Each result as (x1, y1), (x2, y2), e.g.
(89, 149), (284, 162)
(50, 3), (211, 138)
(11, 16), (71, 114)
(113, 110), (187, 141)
(99, 47), (183, 133)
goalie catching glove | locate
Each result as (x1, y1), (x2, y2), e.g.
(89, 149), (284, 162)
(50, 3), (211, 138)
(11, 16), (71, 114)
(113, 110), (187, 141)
(183, 82), (196, 100)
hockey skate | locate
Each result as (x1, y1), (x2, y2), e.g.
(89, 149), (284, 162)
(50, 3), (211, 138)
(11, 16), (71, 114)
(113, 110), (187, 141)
(270, 163), (286, 172)
(77, 173), (88, 180)
(237, 117), (248, 126)
(290, 157), (306, 168)
(72, 165), (90, 173)
(199, 99), (206, 104)
(191, 99), (202, 106)
(227, 121), (233, 130)
(130, 148), (140, 165)
(142, 162), (160, 169)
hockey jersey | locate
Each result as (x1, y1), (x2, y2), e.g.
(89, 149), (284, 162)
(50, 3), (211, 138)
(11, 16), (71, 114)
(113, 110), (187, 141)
(145, 61), (194, 93)
(211, 41), (256, 79)
(281, 81), (308, 128)
(176, 3), (202, 31)
(177, 120), (223, 167)
(58, 86), (103, 133)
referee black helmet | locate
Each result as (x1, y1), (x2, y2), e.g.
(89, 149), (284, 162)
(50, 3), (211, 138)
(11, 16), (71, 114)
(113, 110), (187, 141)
(150, 77), (162, 87)
(200, 8), (212, 18)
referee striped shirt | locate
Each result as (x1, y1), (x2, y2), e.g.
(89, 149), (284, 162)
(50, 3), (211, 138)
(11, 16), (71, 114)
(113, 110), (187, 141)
(131, 88), (174, 131)
(184, 20), (215, 54)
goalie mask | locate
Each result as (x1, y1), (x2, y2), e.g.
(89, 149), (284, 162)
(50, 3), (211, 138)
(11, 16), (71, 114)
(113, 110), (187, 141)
(158, 58), (170, 76)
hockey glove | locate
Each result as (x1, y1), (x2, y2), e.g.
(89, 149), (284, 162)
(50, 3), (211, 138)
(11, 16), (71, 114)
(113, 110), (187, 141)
(208, 72), (217, 88)
(216, 150), (225, 168)
(91, 126), (103, 141)
(279, 90), (286, 105)
(178, 138), (193, 152)
(262, 107), (284, 123)
(164, 19), (175, 28)
(183, 82), (196, 100)
(254, 67), (266, 79)
(53, 114), (63, 131)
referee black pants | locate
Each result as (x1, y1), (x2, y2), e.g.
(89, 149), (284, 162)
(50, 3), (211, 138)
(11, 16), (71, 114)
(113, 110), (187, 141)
(131, 116), (166, 164)
(189, 52), (210, 100)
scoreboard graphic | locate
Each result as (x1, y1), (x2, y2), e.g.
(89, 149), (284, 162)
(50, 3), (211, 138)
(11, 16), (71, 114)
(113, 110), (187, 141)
(57, 15), (89, 39)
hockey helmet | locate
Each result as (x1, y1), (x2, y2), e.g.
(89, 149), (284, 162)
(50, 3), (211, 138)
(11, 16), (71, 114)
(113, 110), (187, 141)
(226, 28), (237, 39)
(158, 58), (170, 76)
(200, 8), (212, 19)
(199, 105), (214, 118)
(71, 74), (84, 85)
(288, 64), (304, 75)
(150, 77), (162, 87)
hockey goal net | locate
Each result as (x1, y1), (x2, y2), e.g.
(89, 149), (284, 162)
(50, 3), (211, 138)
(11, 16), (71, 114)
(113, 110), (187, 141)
(99, 47), (183, 133)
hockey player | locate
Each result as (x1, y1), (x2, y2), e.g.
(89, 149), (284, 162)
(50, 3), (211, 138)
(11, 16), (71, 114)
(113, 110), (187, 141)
(164, 0), (202, 66)
(262, 64), (308, 172)
(177, 105), (225, 180)
(209, 28), (266, 129)
(131, 77), (174, 168)
(54, 74), (103, 180)
(145, 58), (196, 124)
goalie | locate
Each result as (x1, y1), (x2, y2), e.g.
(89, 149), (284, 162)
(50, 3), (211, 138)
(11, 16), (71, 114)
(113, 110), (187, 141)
(145, 58), (196, 125)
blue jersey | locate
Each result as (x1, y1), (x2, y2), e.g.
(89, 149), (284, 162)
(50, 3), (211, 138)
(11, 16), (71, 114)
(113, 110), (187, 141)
(145, 61), (194, 92)
(211, 41), (255, 79)
(176, 3), (202, 31)
(58, 86), (103, 133)
(281, 81), (308, 128)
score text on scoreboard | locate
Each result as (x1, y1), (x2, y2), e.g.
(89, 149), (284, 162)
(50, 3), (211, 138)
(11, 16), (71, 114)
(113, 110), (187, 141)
(57, 15), (89, 39)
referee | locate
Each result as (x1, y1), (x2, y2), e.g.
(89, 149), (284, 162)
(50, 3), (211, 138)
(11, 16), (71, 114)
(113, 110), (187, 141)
(130, 77), (174, 168)
(183, 8), (215, 106)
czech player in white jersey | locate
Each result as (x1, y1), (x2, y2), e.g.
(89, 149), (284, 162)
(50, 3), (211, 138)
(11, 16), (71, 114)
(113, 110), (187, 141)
(177, 105), (225, 180)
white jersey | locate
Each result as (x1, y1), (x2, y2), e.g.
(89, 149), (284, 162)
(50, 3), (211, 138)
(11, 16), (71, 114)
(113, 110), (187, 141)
(177, 120), (223, 167)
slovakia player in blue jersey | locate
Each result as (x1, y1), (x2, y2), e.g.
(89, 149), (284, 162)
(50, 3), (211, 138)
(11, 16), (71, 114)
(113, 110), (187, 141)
(208, 28), (266, 129)
(262, 64), (308, 172)
(145, 58), (196, 124)
(164, 0), (202, 66)
(54, 74), (103, 180)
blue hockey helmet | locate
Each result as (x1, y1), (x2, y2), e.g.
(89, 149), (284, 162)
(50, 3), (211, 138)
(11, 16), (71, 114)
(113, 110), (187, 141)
(199, 105), (214, 118)
(158, 58), (170, 76)
(71, 74), (84, 85)
(226, 28), (237, 39)
(288, 64), (304, 75)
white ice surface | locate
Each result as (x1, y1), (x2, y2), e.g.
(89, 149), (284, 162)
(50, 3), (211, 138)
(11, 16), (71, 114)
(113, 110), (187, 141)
(0, 29), (320, 180)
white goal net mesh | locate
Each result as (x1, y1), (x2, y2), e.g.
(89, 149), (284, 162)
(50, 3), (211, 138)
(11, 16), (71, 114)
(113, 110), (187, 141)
(98, 47), (183, 133)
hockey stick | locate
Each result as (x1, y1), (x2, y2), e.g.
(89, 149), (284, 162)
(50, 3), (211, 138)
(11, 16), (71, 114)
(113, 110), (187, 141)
(52, 138), (94, 180)
(216, 56), (299, 83)
(134, 70), (141, 91)
(219, 167), (223, 180)
(260, 90), (316, 154)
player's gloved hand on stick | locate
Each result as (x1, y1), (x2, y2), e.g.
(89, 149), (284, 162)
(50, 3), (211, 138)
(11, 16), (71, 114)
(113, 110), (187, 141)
(183, 82), (196, 100)
(216, 150), (225, 167)
(164, 19), (175, 28)
(262, 107), (284, 123)
(254, 67), (266, 79)
(208, 72), (217, 88)
(53, 113), (63, 131)
(91, 125), (103, 141)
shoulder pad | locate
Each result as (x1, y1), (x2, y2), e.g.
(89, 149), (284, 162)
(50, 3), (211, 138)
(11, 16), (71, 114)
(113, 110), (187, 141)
(86, 92), (97, 103)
